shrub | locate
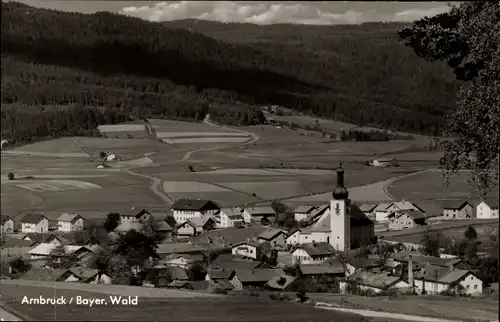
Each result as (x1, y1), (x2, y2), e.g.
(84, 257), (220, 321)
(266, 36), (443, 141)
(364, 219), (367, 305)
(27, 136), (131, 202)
(7, 172), (15, 180)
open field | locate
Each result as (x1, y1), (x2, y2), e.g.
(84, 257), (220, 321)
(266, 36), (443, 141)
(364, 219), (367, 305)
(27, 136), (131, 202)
(4, 137), (88, 154)
(0, 282), (363, 322)
(216, 181), (310, 200)
(235, 125), (327, 146)
(163, 181), (230, 193)
(169, 191), (262, 207)
(98, 123), (151, 139)
(8, 179), (102, 192)
(321, 294), (498, 322)
(387, 170), (499, 201)
(98, 124), (146, 132)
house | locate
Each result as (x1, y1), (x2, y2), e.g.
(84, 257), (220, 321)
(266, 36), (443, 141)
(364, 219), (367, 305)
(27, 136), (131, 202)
(257, 228), (287, 248)
(373, 203), (392, 222)
(391, 252), (463, 269)
(171, 199), (220, 223)
(59, 265), (105, 283)
(231, 241), (263, 260)
(119, 209), (153, 224)
(298, 258), (345, 280)
(1, 215), (14, 234)
(231, 268), (285, 290)
(156, 242), (208, 259)
(286, 228), (301, 246)
(57, 213), (84, 232)
(163, 253), (204, 268)
(371, 158), (399, 167)
(386, 201), (426, 214)
(387, 210), (427, 231)
(20, 267), (67, 282)
(413, 265), (483, 295)
(475, 199), (499, 219)
(176, 217), (216, 236)
(163, 265), (189, 281)
(211, 254), (266, 271)
(219, 208), (245, 228)
(293, 205), (318, 222)
(339, 271), (410, 294)
(205, 269), (235, 282)
(21, 233), (71, 246)
(292, 242), (336, 265)
(442, 201), (474, 220)
(344, 257), (382, 277)
(266, 275), (298, 291)
(20, 214), (49, 233)
(359, 204), (377, 216)
(156, 221), (174, 238)
(28, 243), (91, 260)
(242, 206), (276, 224)
(105, 153), (117, 161)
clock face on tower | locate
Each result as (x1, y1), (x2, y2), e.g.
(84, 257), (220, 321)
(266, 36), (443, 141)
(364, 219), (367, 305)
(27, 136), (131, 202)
(335, 203), (340, 215)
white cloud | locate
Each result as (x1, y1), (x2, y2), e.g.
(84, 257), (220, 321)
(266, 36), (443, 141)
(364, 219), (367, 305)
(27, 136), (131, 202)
(394, 7), (451, 21)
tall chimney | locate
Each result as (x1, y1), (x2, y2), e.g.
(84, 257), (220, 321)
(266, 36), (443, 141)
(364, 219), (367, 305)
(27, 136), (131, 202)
(408, 254), (414, 289)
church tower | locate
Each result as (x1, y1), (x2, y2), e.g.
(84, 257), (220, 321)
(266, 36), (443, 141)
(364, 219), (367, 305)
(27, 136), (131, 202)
(329, 161), (351, 252)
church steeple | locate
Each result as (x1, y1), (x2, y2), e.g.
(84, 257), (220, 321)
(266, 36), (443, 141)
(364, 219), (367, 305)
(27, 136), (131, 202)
(332, 161), (349, 200)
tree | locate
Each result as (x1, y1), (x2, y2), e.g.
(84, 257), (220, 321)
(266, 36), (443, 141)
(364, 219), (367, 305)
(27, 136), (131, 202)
(103, 212), (121, 232)
(421, 229), (442, 257)
(186, 262), (206, 281)
(47, 244), (78, 269)
(99, 151), (106, 159)
(188, 166), (195, 172)
(398, 1), (500, 197)
(7, 172), (14, 180)
(464, 225), (478, 241)
(140, 216), (157, 239)
(276, 276), (287, 287)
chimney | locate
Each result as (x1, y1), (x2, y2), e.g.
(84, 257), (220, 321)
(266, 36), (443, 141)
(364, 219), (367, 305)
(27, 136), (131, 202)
(408, 254), (414, 288)
(312, 240), (317, 247)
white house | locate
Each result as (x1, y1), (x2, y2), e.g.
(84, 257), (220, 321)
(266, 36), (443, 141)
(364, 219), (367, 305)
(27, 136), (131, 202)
(171, 199), (220, 223)
(387, 210), (427, 231)
(293, 205), (317, 222)
(242, 206), (276, 223)
(1, 215), (14, 234)
(413, 265), (483, 296)
(371, 158), (399, 167)
(339, 271), (410, 294)
(286, 228), (301, 246)
(28, 243), (89, 260)
(231, 241), (263, 260)
(57, 213), (84, 232)
(20, 214), (49, 233)
(475, 200), (499, 219)
(372, 203), (392, 222)
(120, 209), (153, 224)
(442, 201), (474, 220)
(176, 217), (216, 237)
(373, 201), (424, 222)
(219, 208), (245, 228)
(257, 229), (287, 248)
(291, 242), (336, 265)
(105, 153), (117, 161)
(359, 204), (377, 218)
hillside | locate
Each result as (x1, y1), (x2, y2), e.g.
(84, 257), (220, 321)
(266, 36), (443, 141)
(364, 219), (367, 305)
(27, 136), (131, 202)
(1, 2), (459, 143)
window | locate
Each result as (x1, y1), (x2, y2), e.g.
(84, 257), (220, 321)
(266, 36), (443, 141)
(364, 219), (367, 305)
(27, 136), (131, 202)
(474, 285), (478, 289)
(471, 276), (474, 280)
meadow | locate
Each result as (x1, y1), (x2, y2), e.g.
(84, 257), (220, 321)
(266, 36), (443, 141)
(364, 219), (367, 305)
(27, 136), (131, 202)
(98, 123), (151, 139)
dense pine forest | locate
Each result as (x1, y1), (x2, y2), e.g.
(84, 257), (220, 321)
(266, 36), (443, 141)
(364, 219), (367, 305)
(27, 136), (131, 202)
(1, 2), (459, 143)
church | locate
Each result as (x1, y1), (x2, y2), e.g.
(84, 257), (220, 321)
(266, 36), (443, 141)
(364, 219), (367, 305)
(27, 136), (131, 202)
(329, 163), (375, 251)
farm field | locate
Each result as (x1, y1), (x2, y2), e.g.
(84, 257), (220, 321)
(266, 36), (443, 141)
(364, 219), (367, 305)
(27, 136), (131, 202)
(98, 123), (151, 139)
(324, 294), (498, 322)
(234, 125), (327, 146)
(169, 191), (262, 207)
(387, 170), (499, 201)
(0, 283), (363, 322)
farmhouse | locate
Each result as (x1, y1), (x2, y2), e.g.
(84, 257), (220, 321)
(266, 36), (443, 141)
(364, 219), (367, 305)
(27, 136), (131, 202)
(156, 243), (208, 259)
(163, 253), (204, 268)
(171, 199), (220, 223)
(20, 214), (49, 233)
(475, 199), (499, 219)
(359, 204), (377, 217)
(120, 209), (153, 224)
(286, 228), (301, 246)
(293, 205), (317, 222)
(1, 215), (14, 234)
(231, 268), (285, 290)
(442, 201), (474, 220)
(57, 213), (84, 232)
(28, 243), (90, 260)
(211, 254), (266, 270)
(22, 233), (71, 246)
(413, 265), (483, 296)
(298, 258), (345, 280)
(231, 241), (263, 260)
(386, 200), (426, 214)
(176, 217), (216, 236)
(266, 275), (299, 291)
(59, 265), (109, 284)
(371, 158), (399, 167)
(391, 252), (463, 269)
(387, 210), (427, 231)
(257, 228), (287, 248)
(242, 206), (276, 223)
(339, 271), (410, 295)
(20, 267), (67, 282)
(344, 257), (382, 276)
(292, 242), (336, 265)
(219, 208), (245, 228)
(205, 269), (235, 282)
(373, 203), (392, 222)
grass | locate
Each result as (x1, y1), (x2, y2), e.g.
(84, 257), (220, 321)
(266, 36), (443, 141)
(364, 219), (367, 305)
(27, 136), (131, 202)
(1, 284), (364, 321)
(156, 132), (249, 138)
(216, 181), (311, 200)
(6, 137), (87, 154)
(168, 191), (261, 207)
(168, 137), (250, 144)
(162, 181), (230, 193)
(98, 124), (146, 132)
(326, 295), (499, 322)
(387, 170), (499, 201)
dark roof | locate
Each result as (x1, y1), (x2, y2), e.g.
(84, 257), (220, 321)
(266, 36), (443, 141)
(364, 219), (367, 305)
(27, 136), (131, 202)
(134, 209), (152, 219)
(21, 213), (47, 224)
(296, 242), (336, 257)
(348, 205), (374, 226)
(346, 257), (381, 269)
(234, 268), (285, 283)
(21, 267), (66, 282)
(392, 252), (462, 268)
(299, 259), (345, 275)
(157, 221), (173, 232)
(171, 199), (220, 211)
(359, 204), (377, 213)
(0, 215), (13, 225)
(442, 200), (470, 210)
(395, 210), (427, 221)
(208, 269), (235, 280)
(414, 265), (476, 284)
(22, 233), (71, 245)
(166, 265), (189, 280)
(211, 254), (263, 270)
(347, 271), (403, 289)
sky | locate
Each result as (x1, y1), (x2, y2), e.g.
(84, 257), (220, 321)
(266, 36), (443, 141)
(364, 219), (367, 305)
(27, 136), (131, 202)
(9, 1), (458, 25)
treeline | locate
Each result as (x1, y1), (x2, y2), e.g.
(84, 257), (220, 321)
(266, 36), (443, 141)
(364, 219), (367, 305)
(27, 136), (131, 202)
(1, 2), (459, 142)
(340, 130), (414, 142)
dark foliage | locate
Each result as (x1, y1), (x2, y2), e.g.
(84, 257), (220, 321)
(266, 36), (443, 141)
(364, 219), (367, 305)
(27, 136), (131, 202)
(114, 229), (159, 267)
(186, 262), (206, 281)
(340, 129), (413, 142)
(1, 2), (459, 144)
(103, 212), (121, 233)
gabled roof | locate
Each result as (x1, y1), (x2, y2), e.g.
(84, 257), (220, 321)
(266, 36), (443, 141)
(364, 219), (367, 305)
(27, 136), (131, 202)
(21, 213), (47, 224)
(211, 254), (264, 270)
(23, 233), (71, 245)
(157, 221), (173, 232)
(221, 208), (245, 219)
(28, 243), (88, 256)
(392, 252), (462, 268)
(67, 265), (99, 281)
(156, 242), (207, 255)
(165, 265), (189, 280)
(208, 269), (235, 280)
(442, 200), (470, 210)
(391, 210), (427, 221)
(373, 203), (392, 212)
(21, 267), (66, 282)
(57, 213), (83, 223)
(0, 215), (13, 225)
(346, 257), (381, 269)
(389, 201), (426, 213)
(479, 199), (500, 209)
(171, 199), (220, 211)
(232, 241), (261, 249)
(243, 206), (276, 216)
(287, 228), (300, 237)
(347, 271), (404, 290)
(295, 242), (335, 257)
(414, 265), (478, 285)
(359, 204), (377, 213)
(299, 259), (345, 275)
(134, 209), (152, 219)
(258, 228), (286, 241)
(234, 268), (285, 283)
(266, 275), (297, 289)
(294, 205), (317, 214)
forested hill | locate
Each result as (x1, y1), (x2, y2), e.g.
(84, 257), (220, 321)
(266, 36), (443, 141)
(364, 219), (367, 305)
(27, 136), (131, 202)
(1, 2), (458, 143)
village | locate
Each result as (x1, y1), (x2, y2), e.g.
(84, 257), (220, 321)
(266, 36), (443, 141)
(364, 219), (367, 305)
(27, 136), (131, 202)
(1, 165), (498, 301)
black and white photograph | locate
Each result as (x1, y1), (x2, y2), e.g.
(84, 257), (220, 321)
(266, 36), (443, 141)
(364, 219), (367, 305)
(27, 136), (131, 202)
(0, 1), (499, 321)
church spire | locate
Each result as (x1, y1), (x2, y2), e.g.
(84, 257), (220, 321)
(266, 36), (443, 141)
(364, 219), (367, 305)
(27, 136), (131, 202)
(332, 161), (349, 200)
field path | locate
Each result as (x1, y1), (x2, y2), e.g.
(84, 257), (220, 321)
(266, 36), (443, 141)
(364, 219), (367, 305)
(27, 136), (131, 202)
(383, 168), (440, 199)
(124, 114), (260, 206)
(0, 304), (23, 321)
(317, 306), (462, 322)
(70, 137), (94, 157)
